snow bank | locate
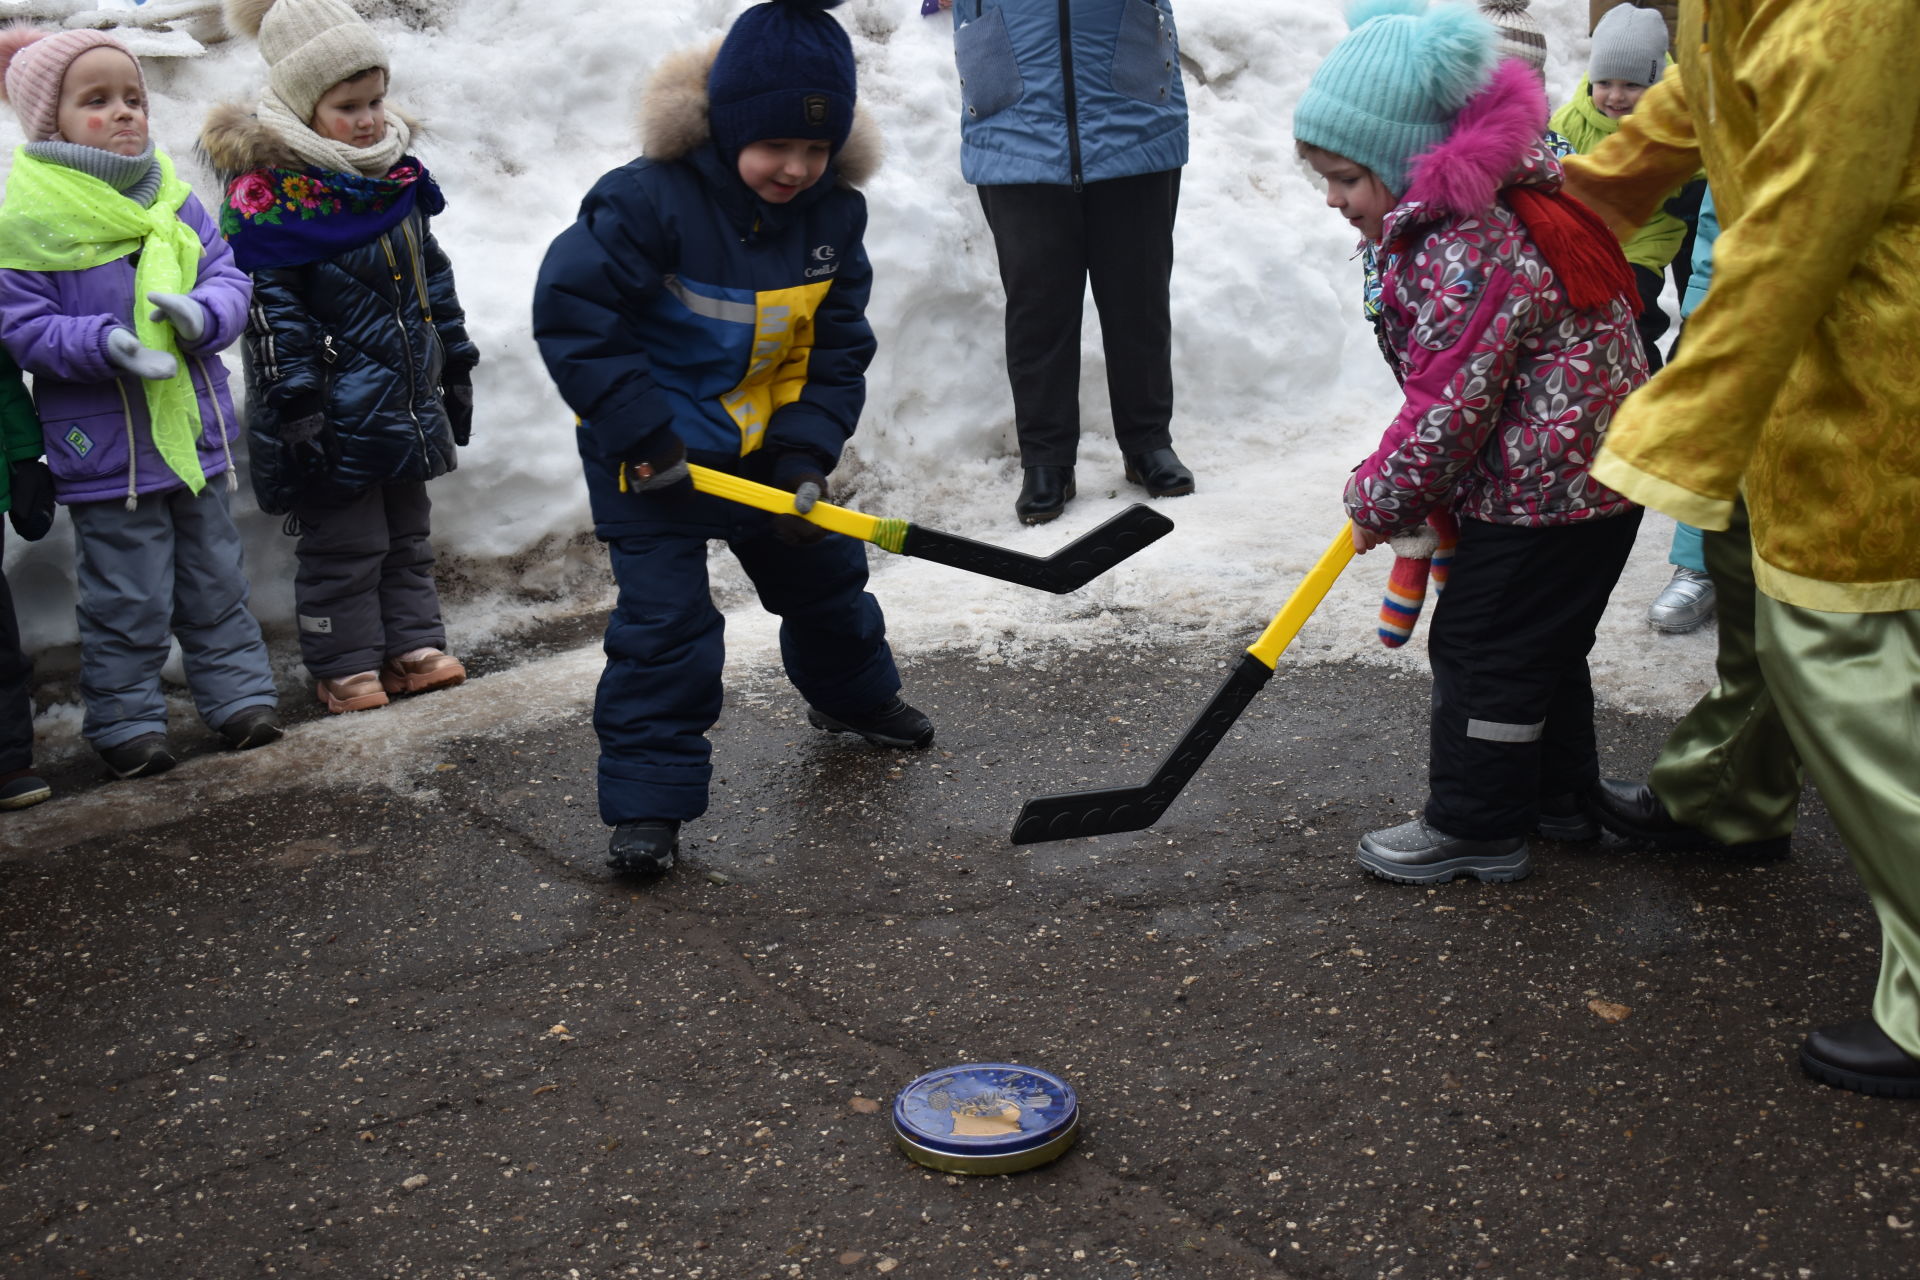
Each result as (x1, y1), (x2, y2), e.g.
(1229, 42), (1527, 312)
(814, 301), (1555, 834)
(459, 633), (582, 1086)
(3, 0), (1715, 759)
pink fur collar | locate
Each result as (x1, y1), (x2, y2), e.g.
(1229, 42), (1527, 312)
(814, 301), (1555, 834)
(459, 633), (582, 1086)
(1400, 60), (1550, 218)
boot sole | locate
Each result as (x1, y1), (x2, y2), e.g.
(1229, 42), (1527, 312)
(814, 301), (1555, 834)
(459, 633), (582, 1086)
(1355, 843), (1532, 885)
(381, 666), (468, 697)
(103, 750), (175, 781)
(1799, 1045), (1920, 1099)
(806, 706), (934, 749)
(0, 783), (52, 810)
(317, 682), (389, 714)
(1535, 814), (1601, 842)
(608, 849), (677, 877)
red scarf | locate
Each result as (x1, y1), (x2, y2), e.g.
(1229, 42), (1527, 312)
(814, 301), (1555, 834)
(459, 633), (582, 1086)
(1504, 184), (1641, 315)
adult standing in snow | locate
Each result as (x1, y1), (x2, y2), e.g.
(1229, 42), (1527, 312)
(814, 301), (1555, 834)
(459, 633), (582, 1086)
(1564, 0), (1920, 1098)
(951, 0), (1192, 525)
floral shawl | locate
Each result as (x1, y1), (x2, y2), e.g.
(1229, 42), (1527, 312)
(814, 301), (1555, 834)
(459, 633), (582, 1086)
(218, 157), (445, 272)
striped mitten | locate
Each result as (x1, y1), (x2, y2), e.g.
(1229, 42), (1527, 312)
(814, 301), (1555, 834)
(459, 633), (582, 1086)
(1376, 509), (1460, 648)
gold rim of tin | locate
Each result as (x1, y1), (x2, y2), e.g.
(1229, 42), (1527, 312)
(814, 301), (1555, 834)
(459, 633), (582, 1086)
(891, 1117), (1081, 1175)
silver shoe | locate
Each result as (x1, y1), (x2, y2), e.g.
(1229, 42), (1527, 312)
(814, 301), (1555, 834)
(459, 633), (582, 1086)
(1647, 566), (1716, 633)
(1355, 819), (1531, 885)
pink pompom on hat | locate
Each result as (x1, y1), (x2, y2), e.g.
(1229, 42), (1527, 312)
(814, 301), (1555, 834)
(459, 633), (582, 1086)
(0, 24), (146, 143)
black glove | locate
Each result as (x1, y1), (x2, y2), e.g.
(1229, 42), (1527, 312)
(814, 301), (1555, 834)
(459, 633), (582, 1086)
(620, 430), (692, 503)
(443, 375), (474, 447)
(7, 460), (55, 542)
(768, 450), (829, 547)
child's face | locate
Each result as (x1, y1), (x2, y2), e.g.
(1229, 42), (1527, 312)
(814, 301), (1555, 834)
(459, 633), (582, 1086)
(1305, 149), (1395, 243)
(736, 138), (832, 204)
(311, 69), (389, 148)
(1592, 79), (1648, 119)
(56, 47), (148, 156)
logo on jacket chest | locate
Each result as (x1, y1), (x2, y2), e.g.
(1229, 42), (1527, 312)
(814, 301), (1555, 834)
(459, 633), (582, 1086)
(805, 243), (839, 279)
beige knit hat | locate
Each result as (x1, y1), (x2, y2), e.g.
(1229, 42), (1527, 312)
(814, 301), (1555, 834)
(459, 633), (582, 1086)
(1478, 0), (1547, 74)
(223, 0), (388, 123)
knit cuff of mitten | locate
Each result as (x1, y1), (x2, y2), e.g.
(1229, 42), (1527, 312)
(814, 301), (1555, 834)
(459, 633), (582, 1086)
(1388, 525), (1442, 559)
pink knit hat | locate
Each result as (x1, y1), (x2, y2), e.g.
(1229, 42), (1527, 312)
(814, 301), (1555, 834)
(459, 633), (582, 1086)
(0, 25), (147, 143)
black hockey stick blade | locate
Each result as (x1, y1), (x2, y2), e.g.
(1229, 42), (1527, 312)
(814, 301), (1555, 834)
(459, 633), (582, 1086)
(900, 503), (1174, 594)
(1010, 652), (1275, 844)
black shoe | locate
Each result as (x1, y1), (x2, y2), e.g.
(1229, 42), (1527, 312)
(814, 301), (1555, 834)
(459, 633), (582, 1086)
(98, 733), (175, 781)
(608, 820), (679, 877)
(1535, 792), (1599, 841)
(1800, 1019), (1920, 1099)
(0, 768), (52, 811)
(1015, 466), (1075, 525)
(1122, 447), (1194, 498)
(218, 705), (284, 751)
(1355, 819), (1530, 885)
(1589, 777), (1790, 858)
(807, 696), (935, 749)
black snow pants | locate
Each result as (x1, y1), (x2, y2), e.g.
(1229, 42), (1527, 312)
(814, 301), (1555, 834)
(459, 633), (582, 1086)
(1424, 509), (1644, 841)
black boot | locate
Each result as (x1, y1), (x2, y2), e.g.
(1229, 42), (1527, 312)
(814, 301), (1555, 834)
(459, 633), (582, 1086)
(807, 696), (935, 749)
(1014, 466), (1075, 525)
(608, 820), (679, 876)
(1122, 447), (1194, 498)
(1535, 792), (1599, 841)
(1589, 777), (1790, 858)
(1800, 1019), (1920, 1099)
(98, 733), (175, 781)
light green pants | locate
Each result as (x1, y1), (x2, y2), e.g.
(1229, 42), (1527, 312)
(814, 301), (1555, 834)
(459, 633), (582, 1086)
(1649, 500), (1805, 841)
(1757, 599), (1920, 1058)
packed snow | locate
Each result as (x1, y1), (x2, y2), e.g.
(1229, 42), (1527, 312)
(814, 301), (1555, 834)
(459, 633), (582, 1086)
(2, 0), (1714, 771)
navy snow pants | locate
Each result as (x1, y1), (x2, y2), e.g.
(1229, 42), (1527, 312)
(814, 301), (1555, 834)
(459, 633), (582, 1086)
(594, 491), (900, 826)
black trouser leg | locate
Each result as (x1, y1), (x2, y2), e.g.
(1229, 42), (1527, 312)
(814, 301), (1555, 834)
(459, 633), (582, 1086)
(978, 182), (1090, 468)
(1085, 167), (1180, 456)
(1632, 265), (1670, 375)
(1424, 511), (1643, 840)
(0, 526), (33, 773)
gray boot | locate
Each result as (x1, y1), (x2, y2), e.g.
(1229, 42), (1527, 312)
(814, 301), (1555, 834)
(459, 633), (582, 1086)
(1647, 566), (1716, 633)
(1356, 819), (1530, 885)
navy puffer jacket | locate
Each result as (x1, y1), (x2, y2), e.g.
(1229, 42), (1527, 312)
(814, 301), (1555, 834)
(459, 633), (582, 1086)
(202, 107), (479, 514)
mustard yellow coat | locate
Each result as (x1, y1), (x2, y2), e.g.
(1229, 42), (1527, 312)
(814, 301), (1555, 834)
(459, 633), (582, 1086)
(1563, 0), (1920, 613)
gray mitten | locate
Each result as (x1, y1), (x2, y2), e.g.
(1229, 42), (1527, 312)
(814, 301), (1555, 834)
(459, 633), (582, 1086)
(105, 327), (178, 381)
(147, 292), (206, 345)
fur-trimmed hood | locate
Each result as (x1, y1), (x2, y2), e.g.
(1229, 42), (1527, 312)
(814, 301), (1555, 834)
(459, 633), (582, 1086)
(1396, 59), (1552, 223)
(638, 39), (882, 188)
(199, 100), (425, 175)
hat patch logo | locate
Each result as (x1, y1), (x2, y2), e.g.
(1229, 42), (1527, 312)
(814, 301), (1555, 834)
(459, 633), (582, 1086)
(804, 94), (829, 125)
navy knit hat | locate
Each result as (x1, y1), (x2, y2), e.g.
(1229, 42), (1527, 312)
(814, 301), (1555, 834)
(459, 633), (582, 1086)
(708, 0), (857, 159)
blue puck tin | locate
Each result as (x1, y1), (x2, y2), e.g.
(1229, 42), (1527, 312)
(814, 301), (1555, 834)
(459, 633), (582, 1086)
(891, 1063), (1080, 1175)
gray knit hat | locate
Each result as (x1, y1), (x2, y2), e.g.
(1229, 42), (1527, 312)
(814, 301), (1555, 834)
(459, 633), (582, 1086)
(223, 0), (388, 122)
(1589, 3), (1666, 86)
(1477, 0), (1546, 73)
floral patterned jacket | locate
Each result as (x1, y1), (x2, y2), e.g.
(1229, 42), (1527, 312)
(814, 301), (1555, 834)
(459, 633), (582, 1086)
(1345, 64), (1643, 537)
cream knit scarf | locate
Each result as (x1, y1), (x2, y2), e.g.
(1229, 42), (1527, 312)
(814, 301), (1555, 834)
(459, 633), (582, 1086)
(255, 89), (410, 177)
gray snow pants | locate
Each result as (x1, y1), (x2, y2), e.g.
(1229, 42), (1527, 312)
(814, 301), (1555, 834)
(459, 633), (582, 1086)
(291, 481), (446, 679)
(68, 483), (277, 749)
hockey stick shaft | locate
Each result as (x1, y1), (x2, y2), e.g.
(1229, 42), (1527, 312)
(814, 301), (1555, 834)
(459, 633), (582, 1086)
(688, 464), (1174, 593)
(1009, 524), (1356, 844)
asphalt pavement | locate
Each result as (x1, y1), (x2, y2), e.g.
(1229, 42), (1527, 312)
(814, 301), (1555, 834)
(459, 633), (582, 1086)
(3, 637), (1916, 1279)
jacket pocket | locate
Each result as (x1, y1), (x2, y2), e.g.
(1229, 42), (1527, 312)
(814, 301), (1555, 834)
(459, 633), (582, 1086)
(1111, 0), (1178, 105)
(955, 6), (1023, 122)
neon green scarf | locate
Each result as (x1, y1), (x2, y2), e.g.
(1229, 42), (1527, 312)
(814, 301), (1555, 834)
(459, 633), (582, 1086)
(0, 147), (208, 493)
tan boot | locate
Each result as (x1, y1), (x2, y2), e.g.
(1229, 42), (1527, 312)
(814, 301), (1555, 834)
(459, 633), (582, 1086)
(380, 647), (467, 697)
(316, 671), (389, 714)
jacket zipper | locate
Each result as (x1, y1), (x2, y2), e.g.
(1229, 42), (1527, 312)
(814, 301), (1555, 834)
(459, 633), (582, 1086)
(382, 226), (430, 458)
(1057, 0), (1083, 191)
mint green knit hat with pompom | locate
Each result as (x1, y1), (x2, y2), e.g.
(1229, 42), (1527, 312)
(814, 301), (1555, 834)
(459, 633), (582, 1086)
(1294, 0), (1499, 198)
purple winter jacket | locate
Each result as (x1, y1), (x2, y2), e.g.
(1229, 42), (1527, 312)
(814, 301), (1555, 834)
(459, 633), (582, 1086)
(0, 192), (250, 506)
